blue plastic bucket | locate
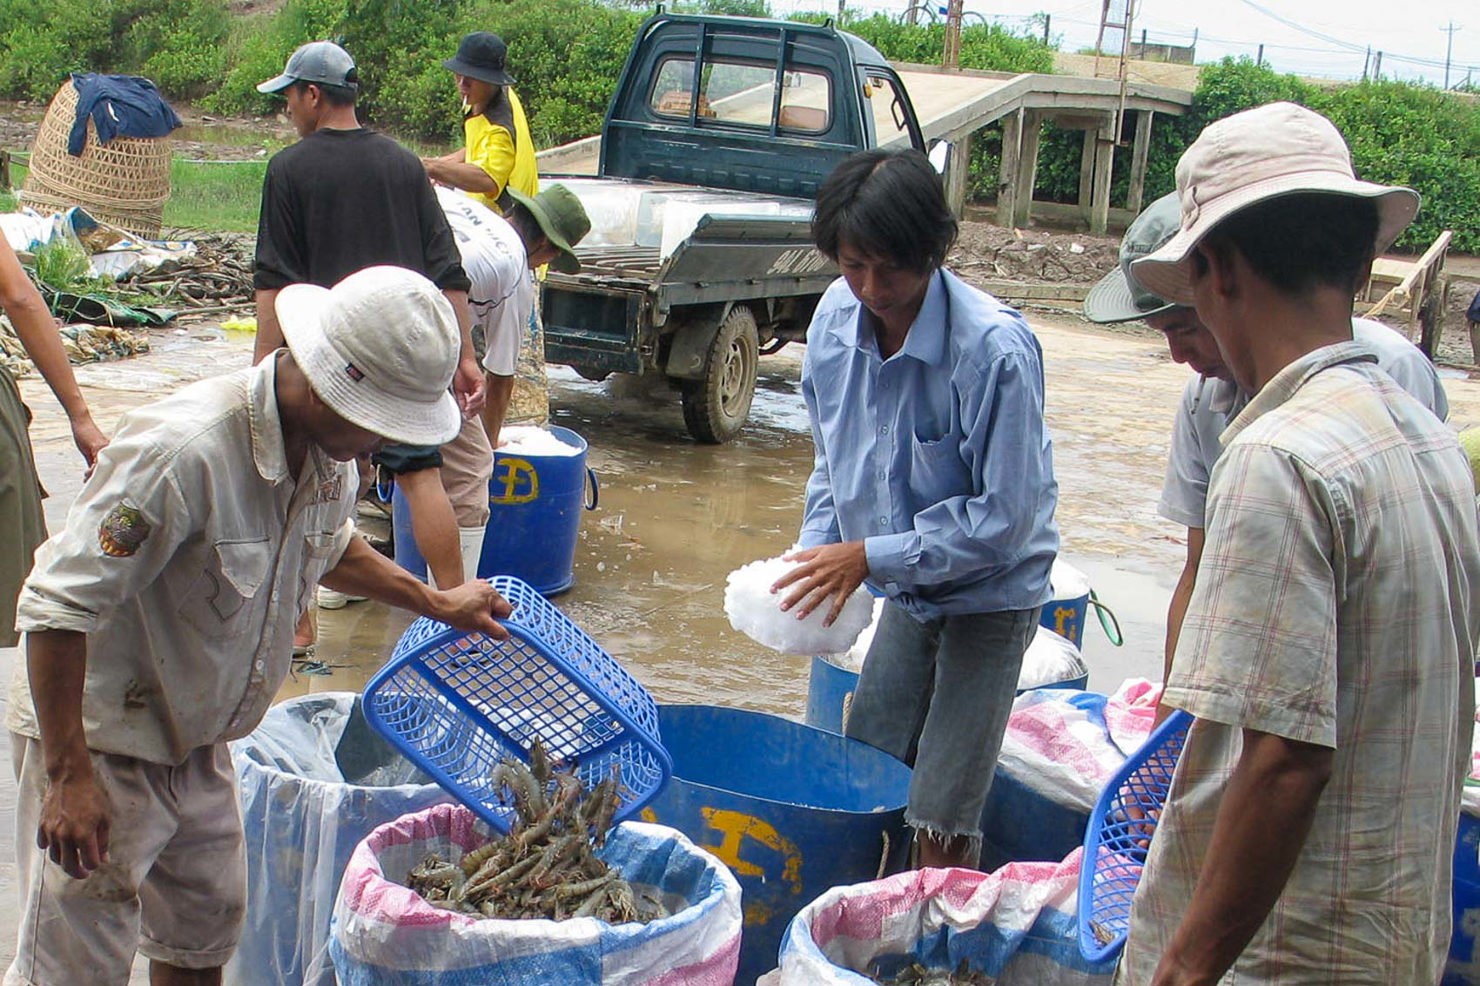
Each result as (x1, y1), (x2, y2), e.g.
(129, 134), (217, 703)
(390, 425), (597, 595)
(1039, 593), (1090, 645)
(640, 704), (912, 986)
(1445, 811), (1480, 985)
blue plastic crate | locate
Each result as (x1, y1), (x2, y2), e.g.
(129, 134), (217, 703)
(1077, 709), (1193, 963)
(361, 576), (672, 833)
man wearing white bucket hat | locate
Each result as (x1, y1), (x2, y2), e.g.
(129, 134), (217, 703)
(1116, 103), (1480, 986)
(4, 266), (513, 986)
(1084, 193), (1447, 695)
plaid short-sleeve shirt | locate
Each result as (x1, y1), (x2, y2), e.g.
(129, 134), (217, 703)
(1118, 343), (1480, 985)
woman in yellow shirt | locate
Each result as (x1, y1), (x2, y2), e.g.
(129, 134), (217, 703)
(423, 32), (539, 212)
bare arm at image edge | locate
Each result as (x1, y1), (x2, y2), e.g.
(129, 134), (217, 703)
(1, 241), (106, 464)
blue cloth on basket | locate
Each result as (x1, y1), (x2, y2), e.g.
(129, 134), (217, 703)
(67, 73), (181, 156)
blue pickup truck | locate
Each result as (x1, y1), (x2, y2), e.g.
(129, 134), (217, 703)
(541, 12), (932, 442)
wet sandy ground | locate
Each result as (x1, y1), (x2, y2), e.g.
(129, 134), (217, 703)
(2, 312), (1479, 975)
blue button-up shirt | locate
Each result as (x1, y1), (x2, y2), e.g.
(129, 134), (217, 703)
(799, 270), (1058, 618)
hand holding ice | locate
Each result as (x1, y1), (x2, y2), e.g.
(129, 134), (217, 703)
(724, 554), (875, 655)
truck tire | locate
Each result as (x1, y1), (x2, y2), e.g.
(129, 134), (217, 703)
(680, 306), (758, 444)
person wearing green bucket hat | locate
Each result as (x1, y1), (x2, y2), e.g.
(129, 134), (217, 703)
(476, 183), (592, 445)
(1086, 191), (1448, 709)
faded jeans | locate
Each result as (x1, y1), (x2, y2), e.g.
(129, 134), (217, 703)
(844, 602), (1040, 859)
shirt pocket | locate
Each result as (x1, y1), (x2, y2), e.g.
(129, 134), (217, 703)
(908, 432), (972, 505)
(178, 538), (271, 639)
(297, 530), (341, 614)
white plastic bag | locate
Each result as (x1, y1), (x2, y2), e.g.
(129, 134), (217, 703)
(724, 553), (875, 655)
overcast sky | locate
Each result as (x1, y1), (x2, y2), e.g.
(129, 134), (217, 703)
(789, 0), (1480, 87)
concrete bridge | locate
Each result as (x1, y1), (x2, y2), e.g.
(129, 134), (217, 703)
(536, 66), (1192, 234)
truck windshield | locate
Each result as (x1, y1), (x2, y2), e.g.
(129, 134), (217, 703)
(649, 54), (832, 133)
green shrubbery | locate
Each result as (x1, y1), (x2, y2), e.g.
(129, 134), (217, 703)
(1, 1), (1474, 252)
(0, 0), (230, 101)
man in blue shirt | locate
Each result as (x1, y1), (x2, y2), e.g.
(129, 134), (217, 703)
(774, 149), (1059, 869)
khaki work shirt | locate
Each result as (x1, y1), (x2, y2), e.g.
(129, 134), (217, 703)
(8, 356), (357, 764)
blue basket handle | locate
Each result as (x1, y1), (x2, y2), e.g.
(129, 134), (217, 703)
(584, 466), (599, 511)
(1090, 590), (1123, 647)
(375, 470), (395, 504)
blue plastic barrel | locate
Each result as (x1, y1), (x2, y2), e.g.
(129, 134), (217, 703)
(1445, 811), (1480, 985)
(390, 425), (597, 595)
(640, 704), (912, 986)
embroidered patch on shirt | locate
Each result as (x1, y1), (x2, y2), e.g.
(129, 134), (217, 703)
(98, 504), (151, 557)
(312, 474), (343, 505)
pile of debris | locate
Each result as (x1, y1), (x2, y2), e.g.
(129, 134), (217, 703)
(1, 317), (148, 377)
(120, 230), (254, 317)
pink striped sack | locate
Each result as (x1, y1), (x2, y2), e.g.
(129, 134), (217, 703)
(331, 803), (742, 985)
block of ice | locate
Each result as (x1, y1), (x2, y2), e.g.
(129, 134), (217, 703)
(724, 553), (875, 655)
(498, 425), (582, 457)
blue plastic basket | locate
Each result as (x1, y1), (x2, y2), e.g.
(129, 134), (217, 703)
(1077, 708), (1193, 963)
(361, 576), (672, 833)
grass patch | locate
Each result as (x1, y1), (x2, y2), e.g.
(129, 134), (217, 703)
(164, 158), (265, 233)
(5, 156), (264, 234)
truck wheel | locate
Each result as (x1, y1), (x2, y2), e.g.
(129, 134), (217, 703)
(681, 307), (758, 444)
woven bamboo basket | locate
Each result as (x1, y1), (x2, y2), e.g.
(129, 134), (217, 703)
(21, 80), (173, 238)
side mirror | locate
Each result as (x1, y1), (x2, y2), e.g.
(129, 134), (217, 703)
(928, 139), (952, 176)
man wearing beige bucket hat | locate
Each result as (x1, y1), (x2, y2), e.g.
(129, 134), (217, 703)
(4, 266), (513, 986)
(1085, 192), (1447, 708)
(1116, 102), (1480, 986)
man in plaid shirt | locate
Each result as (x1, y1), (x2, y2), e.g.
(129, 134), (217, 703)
(1116, 102), (1480, 985)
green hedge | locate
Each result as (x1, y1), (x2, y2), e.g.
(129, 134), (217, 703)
(2, 1), (1474, 252)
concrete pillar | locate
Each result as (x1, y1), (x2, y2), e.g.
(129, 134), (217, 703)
(1012, 109), (1043, 227)
(1090, 132), (1115, 235)
(1078, 128), (1097, 223)
(996, 108), (1023, 228)
(1127, 110), (1154, 214)
(944, 130), (971, 217)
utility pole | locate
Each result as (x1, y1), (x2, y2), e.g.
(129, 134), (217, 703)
(943, 0), (963, 69)
(1372, 50), (1382, 78)
(1042, 14), (1051, 46)
(1441, 21), (1461, 89)
(1362, 45), (1371, 81)
(1256, 43), (1264, 68)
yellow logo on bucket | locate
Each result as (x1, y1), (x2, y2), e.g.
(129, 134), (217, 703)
(491, 458), (540, 504)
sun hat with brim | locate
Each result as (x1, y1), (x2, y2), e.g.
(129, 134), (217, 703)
(443, 32), (516, 86)
(506, 184), (591, 274)
(1130, 101), (1420, 306)
(277, 266), (461, 447)
(1084, 191), (1184, 323)
(257, 40), (358, 94)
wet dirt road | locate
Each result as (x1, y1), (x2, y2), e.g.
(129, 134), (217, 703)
(3, 312), (1479, 977)
(17, 314), (1480, 714)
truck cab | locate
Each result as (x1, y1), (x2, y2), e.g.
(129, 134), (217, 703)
(542, 13), (927, 442)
